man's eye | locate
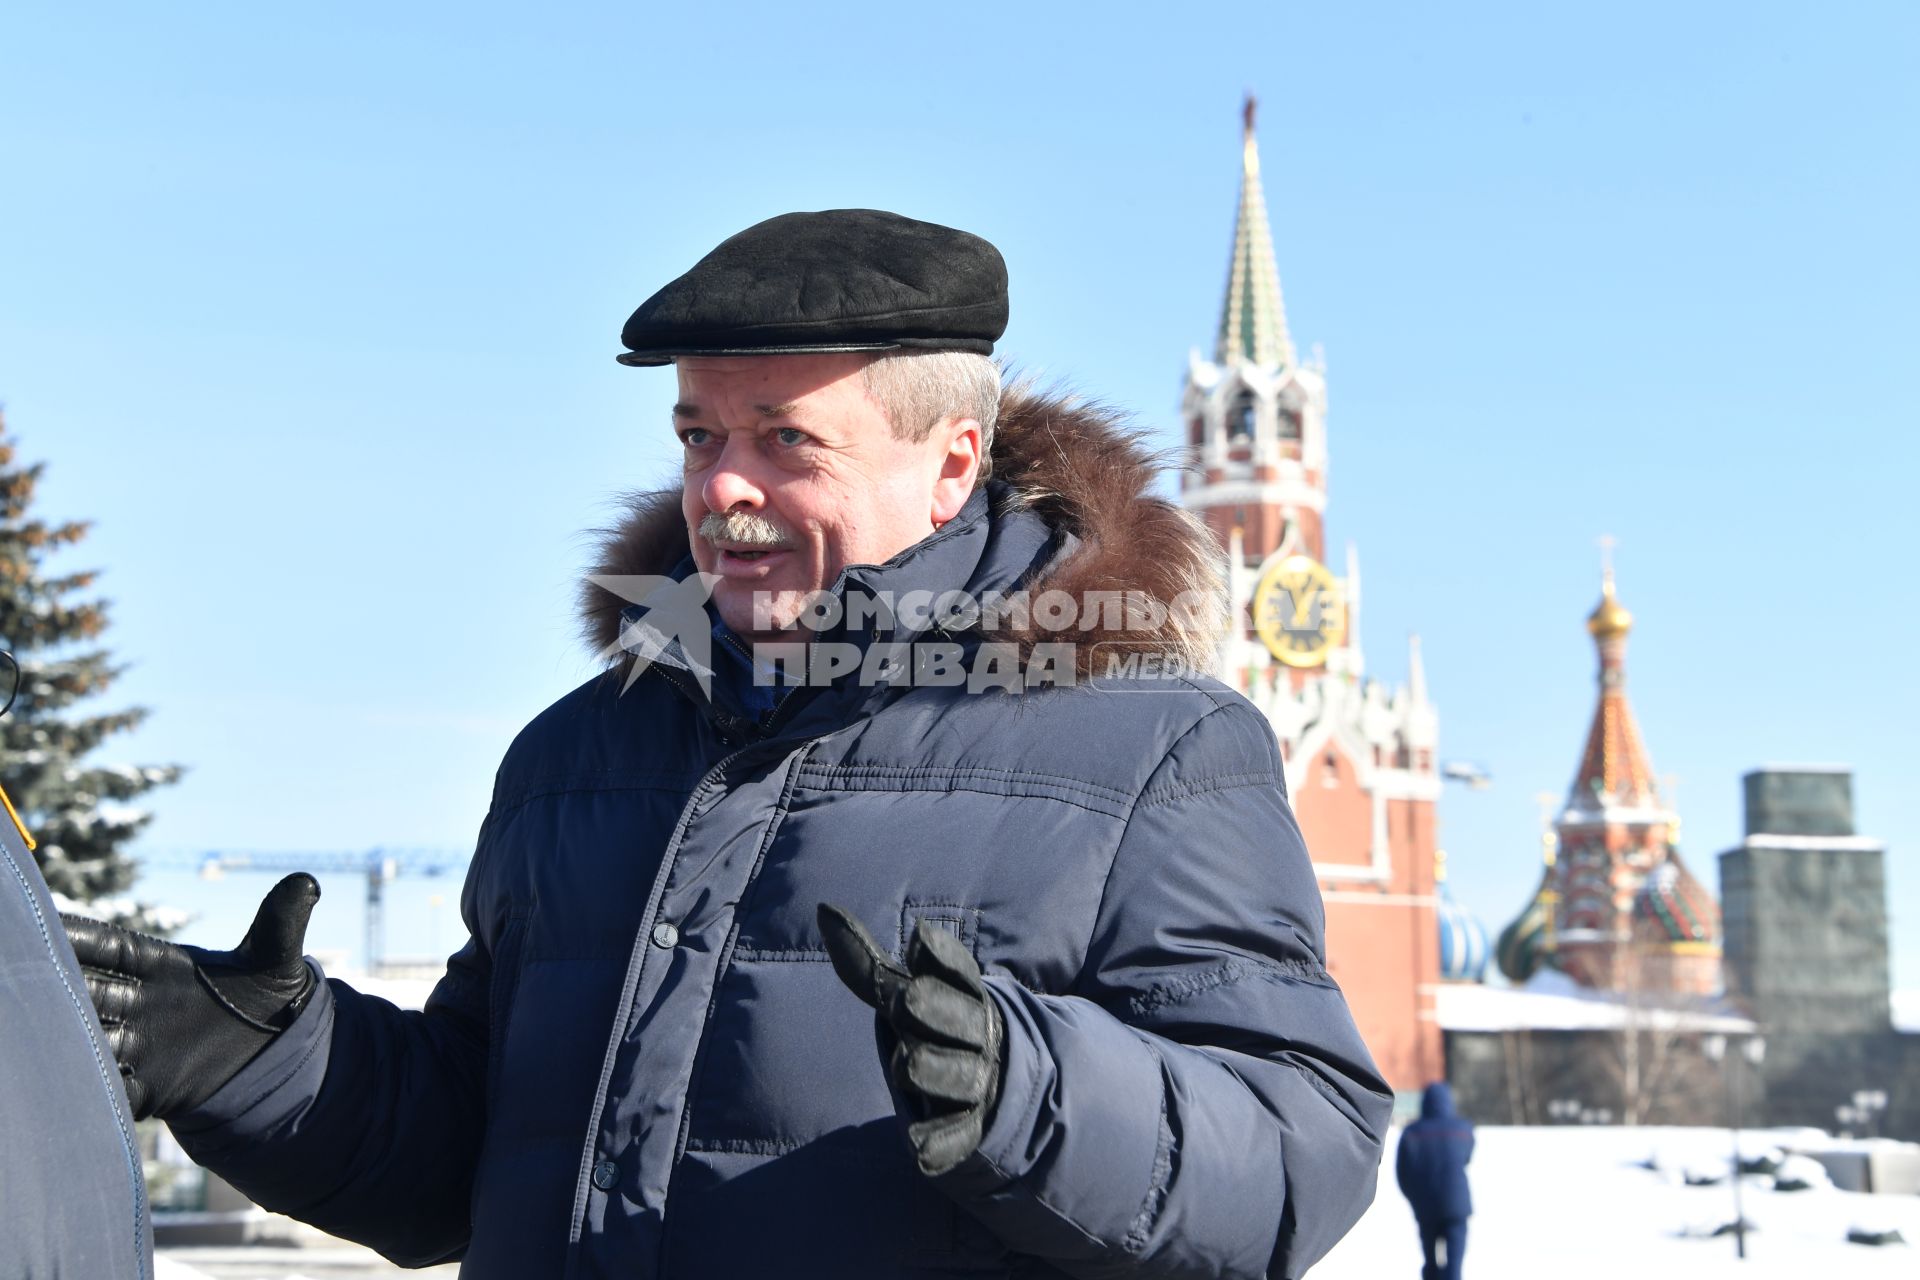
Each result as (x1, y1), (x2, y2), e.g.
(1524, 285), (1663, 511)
(773, 427), (809, 446)
(681, 428), (712, 447)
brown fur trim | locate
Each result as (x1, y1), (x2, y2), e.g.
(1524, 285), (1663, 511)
(578, 384), (1226, 675)
(977, 382), (1225, 675)
(578, 489), (688, 655)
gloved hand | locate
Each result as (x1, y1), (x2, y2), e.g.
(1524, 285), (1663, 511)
(817, 903), (1004, 1176)
(60, 873), (322, 1121)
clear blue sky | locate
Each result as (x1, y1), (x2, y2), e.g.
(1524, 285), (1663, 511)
(4, 3), (1915, 988)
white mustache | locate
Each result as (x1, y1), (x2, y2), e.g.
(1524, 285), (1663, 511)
(700, 511), (792, 549)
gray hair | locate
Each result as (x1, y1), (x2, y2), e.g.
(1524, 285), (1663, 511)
(860, 350), (1000, 480)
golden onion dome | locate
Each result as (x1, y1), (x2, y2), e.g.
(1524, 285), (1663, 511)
(1587, 579), (1633, 640)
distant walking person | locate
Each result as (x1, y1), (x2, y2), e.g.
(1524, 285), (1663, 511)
(1396, 1081), (1474, 1280)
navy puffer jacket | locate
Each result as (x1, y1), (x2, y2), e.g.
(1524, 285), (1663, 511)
(1394, 1083), (1474, 1223)
(172, 389), (1391, 1279)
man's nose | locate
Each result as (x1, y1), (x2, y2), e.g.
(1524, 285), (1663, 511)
(701, 437), (766, 513)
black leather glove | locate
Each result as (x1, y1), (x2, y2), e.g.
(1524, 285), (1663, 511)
(818, 903), (1005, 1176)
(60, 873), (321, 1121)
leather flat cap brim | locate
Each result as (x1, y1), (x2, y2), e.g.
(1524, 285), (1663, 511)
(614, 336), (997, 368)
(617, 209), (1007, 368)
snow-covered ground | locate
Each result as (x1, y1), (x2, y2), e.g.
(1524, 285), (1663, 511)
(1317, 1125), (1917, 1279)
(156, 1245), (456, 1279)
(155, 1124), (1916, 1278)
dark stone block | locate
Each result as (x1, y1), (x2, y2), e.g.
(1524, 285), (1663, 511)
(1719, 842), (1890, 1034)
(1743, 769), (1854, 837)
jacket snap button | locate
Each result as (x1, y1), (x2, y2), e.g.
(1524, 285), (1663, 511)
(591, 1159), (618, 1191)
(651, 921), (680, 949)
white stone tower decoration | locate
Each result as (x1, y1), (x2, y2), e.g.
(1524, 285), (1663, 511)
(1182, 96), (1331, 581)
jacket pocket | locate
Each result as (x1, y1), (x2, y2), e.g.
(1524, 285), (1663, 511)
(900, 900), (981, 961)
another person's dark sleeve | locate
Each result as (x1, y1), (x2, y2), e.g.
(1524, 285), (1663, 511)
(1, 813), (155, 1279)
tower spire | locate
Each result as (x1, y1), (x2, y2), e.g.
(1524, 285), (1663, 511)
(1571, 553), (1656, 811)
(1217, 94), (1297, 370)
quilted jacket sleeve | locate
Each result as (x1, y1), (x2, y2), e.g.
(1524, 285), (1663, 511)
(166, 838), (498, 1267)
(934, 698), (1392, 1279)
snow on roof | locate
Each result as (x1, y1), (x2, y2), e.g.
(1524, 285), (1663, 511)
(1435, 968), (1756, 1034)
(1737, 834), (1886, 852)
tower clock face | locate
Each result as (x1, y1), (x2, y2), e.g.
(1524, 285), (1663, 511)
(1253, 554), (1347, 668)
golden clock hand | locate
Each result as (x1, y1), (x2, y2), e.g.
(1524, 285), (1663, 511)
(1287, 584), (1322, 631)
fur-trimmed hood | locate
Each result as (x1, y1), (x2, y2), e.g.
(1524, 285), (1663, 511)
(579, 384), (1226, 678)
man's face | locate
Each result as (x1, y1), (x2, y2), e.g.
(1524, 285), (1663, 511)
(674, 352), (978, 643)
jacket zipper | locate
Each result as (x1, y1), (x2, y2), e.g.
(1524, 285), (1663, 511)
(564, 662), (813, 1261)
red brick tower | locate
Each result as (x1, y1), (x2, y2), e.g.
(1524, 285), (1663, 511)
(1182, 98), (1444, 1091)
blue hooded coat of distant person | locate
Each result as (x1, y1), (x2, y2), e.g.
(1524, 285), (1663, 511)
(165, 388), (1392, 1279)
(0, 795), (154, 1279)
(1395, 1082), (1475, 1224)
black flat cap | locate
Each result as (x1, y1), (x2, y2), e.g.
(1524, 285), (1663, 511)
(617, 209), (1008, 367)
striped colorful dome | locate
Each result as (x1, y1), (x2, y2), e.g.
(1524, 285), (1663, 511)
(1633, 854), (1720, 944)
(1439, 891), (1490, 983)
(1496, 861), (1557, 984)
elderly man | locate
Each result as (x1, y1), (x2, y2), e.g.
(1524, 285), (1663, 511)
(65, 210), (1390, 1278)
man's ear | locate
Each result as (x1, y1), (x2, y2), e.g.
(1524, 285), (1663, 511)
(929, 417), (981, 526)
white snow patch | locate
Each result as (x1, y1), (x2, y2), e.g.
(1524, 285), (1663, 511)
(143, 903), (192, 932)
(46, 891), (189, 933)
(1315, 1125), (1919, 1279)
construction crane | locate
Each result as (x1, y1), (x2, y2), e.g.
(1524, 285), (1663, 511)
(191, 849), (470, 970)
